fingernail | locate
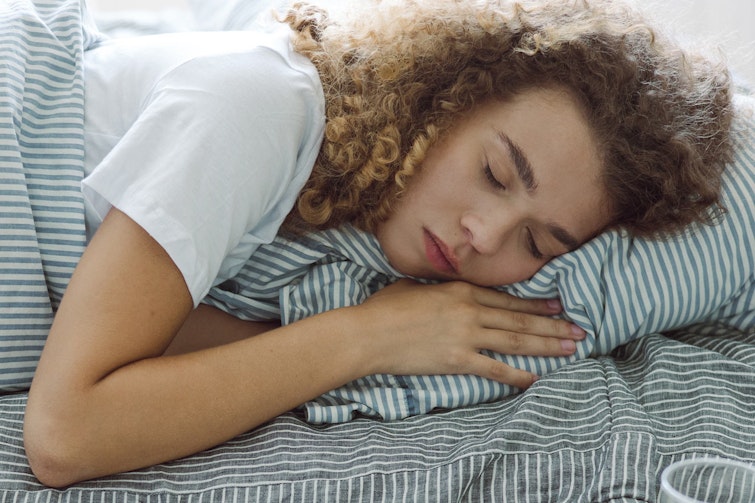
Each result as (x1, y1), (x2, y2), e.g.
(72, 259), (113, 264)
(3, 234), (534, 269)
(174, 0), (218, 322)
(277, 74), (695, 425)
(560, 340), (576, 353)
(547, 299), (562, 311)
(571, 325), (586, 338)
(531, 374), (540, 384)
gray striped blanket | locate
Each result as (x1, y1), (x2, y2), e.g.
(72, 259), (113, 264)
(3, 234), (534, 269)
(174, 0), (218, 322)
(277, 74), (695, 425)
(0, 0), (98, 391)
(0, 324), (752, 501)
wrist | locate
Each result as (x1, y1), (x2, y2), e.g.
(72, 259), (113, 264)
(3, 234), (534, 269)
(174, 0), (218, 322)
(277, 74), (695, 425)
(320, 304), (386, 377)
(291, 304), (382, 382)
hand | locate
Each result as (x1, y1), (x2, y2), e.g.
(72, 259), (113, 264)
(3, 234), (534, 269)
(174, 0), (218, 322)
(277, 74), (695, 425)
(355, 279), (585, 389)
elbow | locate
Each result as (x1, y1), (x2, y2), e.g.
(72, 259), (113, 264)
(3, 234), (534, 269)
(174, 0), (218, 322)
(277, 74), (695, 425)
(24, 411), (89, 488)
(25, 444), (74, 489)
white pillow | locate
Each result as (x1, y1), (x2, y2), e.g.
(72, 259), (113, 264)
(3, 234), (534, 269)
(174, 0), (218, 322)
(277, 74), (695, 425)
(188, 0), (357, 31)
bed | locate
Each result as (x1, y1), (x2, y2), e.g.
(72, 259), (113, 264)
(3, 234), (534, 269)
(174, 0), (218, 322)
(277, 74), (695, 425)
(0, 0), (753, 501)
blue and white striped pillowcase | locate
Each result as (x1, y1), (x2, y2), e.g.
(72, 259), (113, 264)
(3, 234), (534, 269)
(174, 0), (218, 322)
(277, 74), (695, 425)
(296, 99), (755, 423)
(516, 97), (755, 347)
(137, 94), (755, 422)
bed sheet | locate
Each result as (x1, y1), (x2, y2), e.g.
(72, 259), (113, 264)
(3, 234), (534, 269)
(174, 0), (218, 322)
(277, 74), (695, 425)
(1, 323), (753, 501)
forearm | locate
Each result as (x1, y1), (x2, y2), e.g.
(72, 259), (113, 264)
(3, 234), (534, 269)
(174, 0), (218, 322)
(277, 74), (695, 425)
(24, 209), (375, 486)
(26, 306), (368, 487)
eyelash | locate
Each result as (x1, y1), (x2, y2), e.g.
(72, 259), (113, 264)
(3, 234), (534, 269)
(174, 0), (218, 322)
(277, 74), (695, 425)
(484, 165), (541, 259)
(526, 229), (544, 260)
(484, 165), (506, 191)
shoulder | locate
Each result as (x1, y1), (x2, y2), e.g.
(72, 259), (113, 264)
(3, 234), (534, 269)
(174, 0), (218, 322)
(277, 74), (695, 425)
(148, 28), (324, 121)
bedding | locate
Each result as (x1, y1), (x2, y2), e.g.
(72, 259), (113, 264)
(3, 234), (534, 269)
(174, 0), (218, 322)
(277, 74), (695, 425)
(204, 110), (754, 422)
(0, 0), (100, 391)
(0, 0), (752, 501)
(0, 324), (752, 501)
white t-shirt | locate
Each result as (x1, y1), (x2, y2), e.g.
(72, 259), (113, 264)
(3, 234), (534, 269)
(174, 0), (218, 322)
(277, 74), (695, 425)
(81, 26), (325, 305)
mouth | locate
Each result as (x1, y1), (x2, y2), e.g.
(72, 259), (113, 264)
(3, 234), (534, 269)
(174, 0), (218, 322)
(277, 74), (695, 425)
(423, 229), (459, 275)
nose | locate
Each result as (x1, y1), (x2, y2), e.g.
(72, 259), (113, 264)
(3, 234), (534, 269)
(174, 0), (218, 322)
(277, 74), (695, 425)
(460, 209), (516, 255)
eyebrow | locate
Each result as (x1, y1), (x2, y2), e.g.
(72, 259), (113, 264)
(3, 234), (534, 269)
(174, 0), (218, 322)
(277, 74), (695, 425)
(496, 130), (537, 192)
(495, 130), (581, 252)
(547, 223), (581, 252)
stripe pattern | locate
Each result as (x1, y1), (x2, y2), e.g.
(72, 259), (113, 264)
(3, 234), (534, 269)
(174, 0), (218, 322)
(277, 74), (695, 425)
(205, 97), (754, 423)
(0, 324), (752, 501)
(0, 0), (95, 391)
(0, 3), (751, 499)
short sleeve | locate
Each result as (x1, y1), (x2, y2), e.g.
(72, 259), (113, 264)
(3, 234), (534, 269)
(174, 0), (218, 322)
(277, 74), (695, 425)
(82, 43), (324, 305)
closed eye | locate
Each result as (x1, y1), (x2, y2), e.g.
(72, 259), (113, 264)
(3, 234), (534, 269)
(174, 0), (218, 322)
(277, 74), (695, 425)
(526, 228), (544, 260)
(484, 165), (506, 191)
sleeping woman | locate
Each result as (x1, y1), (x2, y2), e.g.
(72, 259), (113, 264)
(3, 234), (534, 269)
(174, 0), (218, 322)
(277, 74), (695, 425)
(19, 0), (736, 487)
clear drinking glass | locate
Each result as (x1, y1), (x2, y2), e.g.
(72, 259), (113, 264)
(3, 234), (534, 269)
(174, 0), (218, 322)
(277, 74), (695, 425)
(659, 458), (755, 503)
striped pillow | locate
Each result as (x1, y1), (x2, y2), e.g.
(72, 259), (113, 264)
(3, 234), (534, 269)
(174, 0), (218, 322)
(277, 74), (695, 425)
(312, 97), (755, 423)
(208, 97), (755, 423)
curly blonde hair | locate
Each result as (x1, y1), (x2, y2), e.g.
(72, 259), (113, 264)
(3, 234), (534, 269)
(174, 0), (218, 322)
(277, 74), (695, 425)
(281, 0), (733, 237)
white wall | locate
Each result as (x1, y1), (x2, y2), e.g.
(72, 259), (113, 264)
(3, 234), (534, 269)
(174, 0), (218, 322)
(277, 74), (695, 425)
(87, 0), (188, 11)
(629, 0), (755, 85)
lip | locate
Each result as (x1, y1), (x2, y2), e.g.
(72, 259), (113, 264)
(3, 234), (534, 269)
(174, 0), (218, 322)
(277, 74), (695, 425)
(423, 229), (460, 275)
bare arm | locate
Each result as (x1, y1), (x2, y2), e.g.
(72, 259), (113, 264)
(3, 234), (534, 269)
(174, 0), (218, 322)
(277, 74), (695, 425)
(24, 209), (377, 486)
(24, 209), (583, 487)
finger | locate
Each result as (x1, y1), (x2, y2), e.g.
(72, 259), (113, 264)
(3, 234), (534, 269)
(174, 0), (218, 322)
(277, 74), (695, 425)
(478, 329), (581, 357)
(468, 353), (538, 389)
(471, 286), (564, 316)
(477, 305), (586, 340)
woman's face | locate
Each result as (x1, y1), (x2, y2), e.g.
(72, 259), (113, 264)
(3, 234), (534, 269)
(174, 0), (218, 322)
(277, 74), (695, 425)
(375, 87), (611, 286)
